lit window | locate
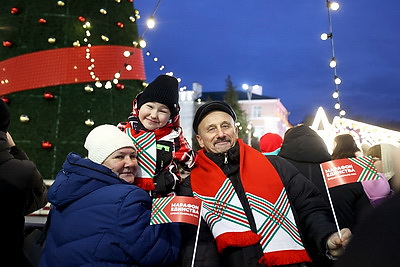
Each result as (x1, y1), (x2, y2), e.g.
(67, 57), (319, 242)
(252, 106), (262, 117)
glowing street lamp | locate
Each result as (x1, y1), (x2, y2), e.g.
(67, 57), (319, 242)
(241, 83), (262, 146)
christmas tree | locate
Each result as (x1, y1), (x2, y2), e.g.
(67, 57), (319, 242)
(0, 0), (146, 179)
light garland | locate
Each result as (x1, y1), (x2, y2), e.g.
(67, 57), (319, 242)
(80, 14), (136, 90)
(321, 1), (345, 117)
(135, 1), (188, 90)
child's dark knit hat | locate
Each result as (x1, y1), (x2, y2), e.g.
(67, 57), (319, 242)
(0, 99), (11, 133)
(137, 75), (179, 116)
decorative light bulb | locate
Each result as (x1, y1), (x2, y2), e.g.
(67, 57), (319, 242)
(57, 1), (65, 7)
(329, 2), (340, 11)
(339, 110), (346, 116)
(139, 39), (147, 48)
(320, 33), (332, 40)
(125, 64), (132, 71)
(101, 35), (110, 42)
(334, 103), (341, 110)
(84, 84), (94, 92)
(99, 8), (107, 15)
(105, 81), (112, 89)
(95, 81), (102, 88)
(85, 119), (95, 126)
(146, 17), (155, 29)
(123, 51), (131, 57)
(48, 37), (56, 44)
(19, 114), (30, 123)
(332, 91), (339, 99)
(334, 76), (342, 85)
(329, 58), (337, 68)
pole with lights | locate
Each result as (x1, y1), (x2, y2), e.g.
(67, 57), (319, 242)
(321, 1), (346, 117)
(242, 83), (254, 147)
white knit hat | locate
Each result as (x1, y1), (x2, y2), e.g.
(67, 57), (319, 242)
(84, 124), (135, 164)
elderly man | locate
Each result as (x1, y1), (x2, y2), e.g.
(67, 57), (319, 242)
(178, 101), (351, 267)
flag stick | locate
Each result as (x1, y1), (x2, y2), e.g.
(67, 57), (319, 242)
(320, 166), (342, 239)
(191, 203), (203, 267)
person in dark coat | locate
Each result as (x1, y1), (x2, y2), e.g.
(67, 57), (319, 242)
(176, 102), (351, 267)
(335, 191), (400, 267)
(279, 126), (374, 232)
(278, 125), (332, 203)
(39, 125), (180, 267)
(278, 125), (337, 266)
(0, 99), (48, 266)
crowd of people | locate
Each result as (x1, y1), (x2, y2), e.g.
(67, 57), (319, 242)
(2, 74), (399, 266)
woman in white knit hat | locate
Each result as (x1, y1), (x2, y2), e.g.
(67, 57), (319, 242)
(40, 125), (180, 266)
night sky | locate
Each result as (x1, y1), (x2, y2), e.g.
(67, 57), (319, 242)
(134, 0), (400, 126)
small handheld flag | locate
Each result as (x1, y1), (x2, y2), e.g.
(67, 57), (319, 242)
(151, 196), (202, 226)
(320, 156), (380, 188)
(320, 156), (380, 238)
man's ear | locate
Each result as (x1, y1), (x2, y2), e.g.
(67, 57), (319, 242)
(196, 134), (204, 148)
(235, 126), (239, 139)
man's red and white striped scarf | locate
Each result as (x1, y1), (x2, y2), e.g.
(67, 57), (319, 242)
(191, 139), (311, 266)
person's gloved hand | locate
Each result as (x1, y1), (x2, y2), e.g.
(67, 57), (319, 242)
(154, 168), (179, 196)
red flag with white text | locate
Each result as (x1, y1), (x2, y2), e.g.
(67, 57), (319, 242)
(320, 156), (379, 188)
(151, 196), (202, 226)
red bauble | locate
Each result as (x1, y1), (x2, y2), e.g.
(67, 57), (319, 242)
(116, 83), (125, 90)
(38, 18), (47, 24)
(1, 96), (10, 104)
(116, 22), (124, 28)
(78, 16), (86, 22)
(11, 7), (20, 14)
(3, 41), (13, 47)
(41, 141), (53, 149)
(43, 92), (55, 100)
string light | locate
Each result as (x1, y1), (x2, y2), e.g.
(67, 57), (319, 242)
(80, 15), (137, 90)
(135, 0), (188, 90)
(322, 0), (345, 117)
(146, 16), (156, 29)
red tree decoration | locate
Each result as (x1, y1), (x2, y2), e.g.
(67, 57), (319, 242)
(41, 141), (53, 149)
(43, 92), (55, 100)
(11, 7), (20, 15)
(2, 41), (13, 47)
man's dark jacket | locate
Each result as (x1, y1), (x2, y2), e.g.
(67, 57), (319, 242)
(0, 131), (48, 266)
(176, 142), (337, 267)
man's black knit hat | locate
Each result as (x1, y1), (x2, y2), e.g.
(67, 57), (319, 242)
(192, 101), (237, 134)
(0, 99), (10, 133)
(137, 75), (179, 116)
